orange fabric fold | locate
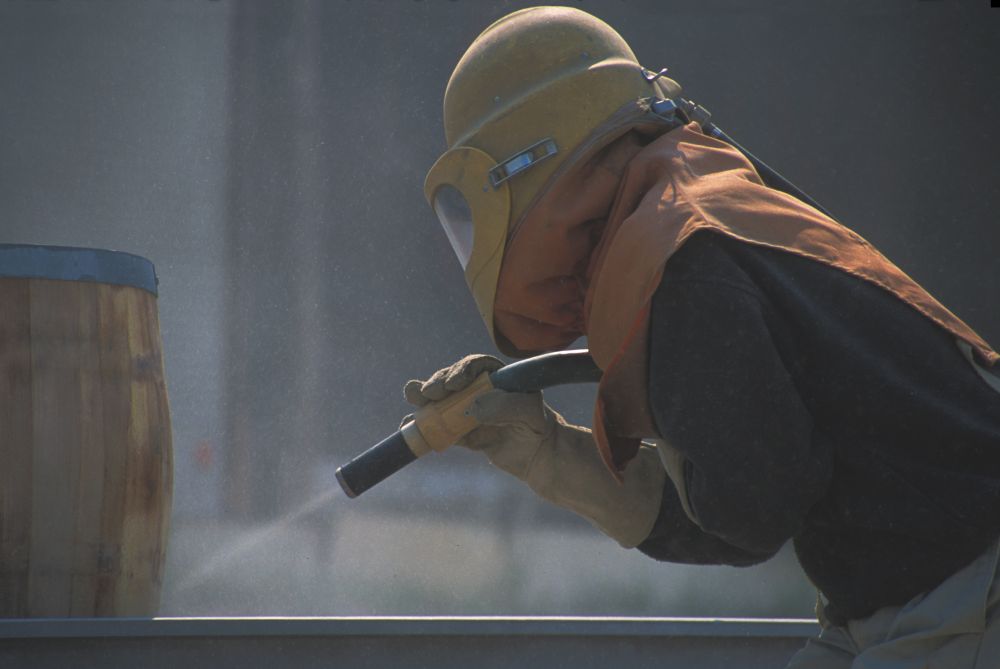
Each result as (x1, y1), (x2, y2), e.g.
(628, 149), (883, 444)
(500, 122), (999, 475)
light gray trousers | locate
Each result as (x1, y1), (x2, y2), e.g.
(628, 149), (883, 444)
(786, 539), (1000, 668)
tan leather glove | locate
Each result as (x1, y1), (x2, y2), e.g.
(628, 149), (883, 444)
(405, 355), (666, 548)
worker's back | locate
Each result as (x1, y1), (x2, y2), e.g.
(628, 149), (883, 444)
(644, 229), (1000, 625)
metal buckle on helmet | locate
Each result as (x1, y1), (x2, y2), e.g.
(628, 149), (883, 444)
(650, 97), (679, 119)
(677, 98), (713, 129)
(650, 96), (713, 132)
(487, 138), (558, 188)
(641, 67), (671, 83)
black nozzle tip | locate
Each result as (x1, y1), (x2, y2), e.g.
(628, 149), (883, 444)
(335, 467), (358, 499)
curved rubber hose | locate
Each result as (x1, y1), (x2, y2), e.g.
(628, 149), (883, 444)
(490, 349), (602, 392)
(335, 350), (601, 498)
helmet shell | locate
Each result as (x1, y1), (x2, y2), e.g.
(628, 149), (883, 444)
(426, 6), (680, 345)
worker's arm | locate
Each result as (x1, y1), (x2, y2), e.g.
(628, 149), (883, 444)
(406, 356), (784, 561)
(639, 234), (832, 560)
(404, 356), (665, 548)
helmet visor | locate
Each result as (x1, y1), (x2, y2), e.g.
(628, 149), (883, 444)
(432, 184), (474, 269)
(424, 144), (511, 341)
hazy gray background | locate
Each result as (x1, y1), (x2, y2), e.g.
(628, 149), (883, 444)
(1, 0), (998, 617)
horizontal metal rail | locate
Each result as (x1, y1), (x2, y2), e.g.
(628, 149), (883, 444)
(0, 615), (821, 638)
(0, 616), (820, 668)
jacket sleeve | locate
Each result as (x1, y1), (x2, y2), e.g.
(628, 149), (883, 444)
(638, 238), (832, 561)
(637, 473), (777, 566)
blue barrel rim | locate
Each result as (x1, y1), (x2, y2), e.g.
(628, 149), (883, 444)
(0, 243), (158, 296)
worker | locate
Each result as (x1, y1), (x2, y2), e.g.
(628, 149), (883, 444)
(411, 6), (1000, 667)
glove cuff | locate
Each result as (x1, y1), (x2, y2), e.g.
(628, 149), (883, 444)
(524, 421), (665, 548)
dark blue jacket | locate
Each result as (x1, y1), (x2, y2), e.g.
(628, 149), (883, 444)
(637, 230), (1000, 625)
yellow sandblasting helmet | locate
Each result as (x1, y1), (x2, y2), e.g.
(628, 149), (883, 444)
(424, 6), (680, 348)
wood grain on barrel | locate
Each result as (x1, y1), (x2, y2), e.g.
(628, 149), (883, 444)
(0, 280), (34, 615)
(95, 283), (132, 615)
(72, 280), (106, 615)
(0, 277), (172, 617)
(118, 285), (172, 614)
(29, 280), (84, 614)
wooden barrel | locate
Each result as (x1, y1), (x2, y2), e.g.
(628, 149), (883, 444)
(0, 244), (172, 617)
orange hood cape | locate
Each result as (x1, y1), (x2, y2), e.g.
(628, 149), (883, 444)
(499, 123), (998, 477)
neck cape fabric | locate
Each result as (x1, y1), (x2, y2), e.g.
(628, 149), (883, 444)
(530, 123), (997, 475)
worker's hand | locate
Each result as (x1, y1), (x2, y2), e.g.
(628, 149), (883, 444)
(404, 354), (667, 548)
(403, 354), (551, 477)
(403, 354), (504, 408)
